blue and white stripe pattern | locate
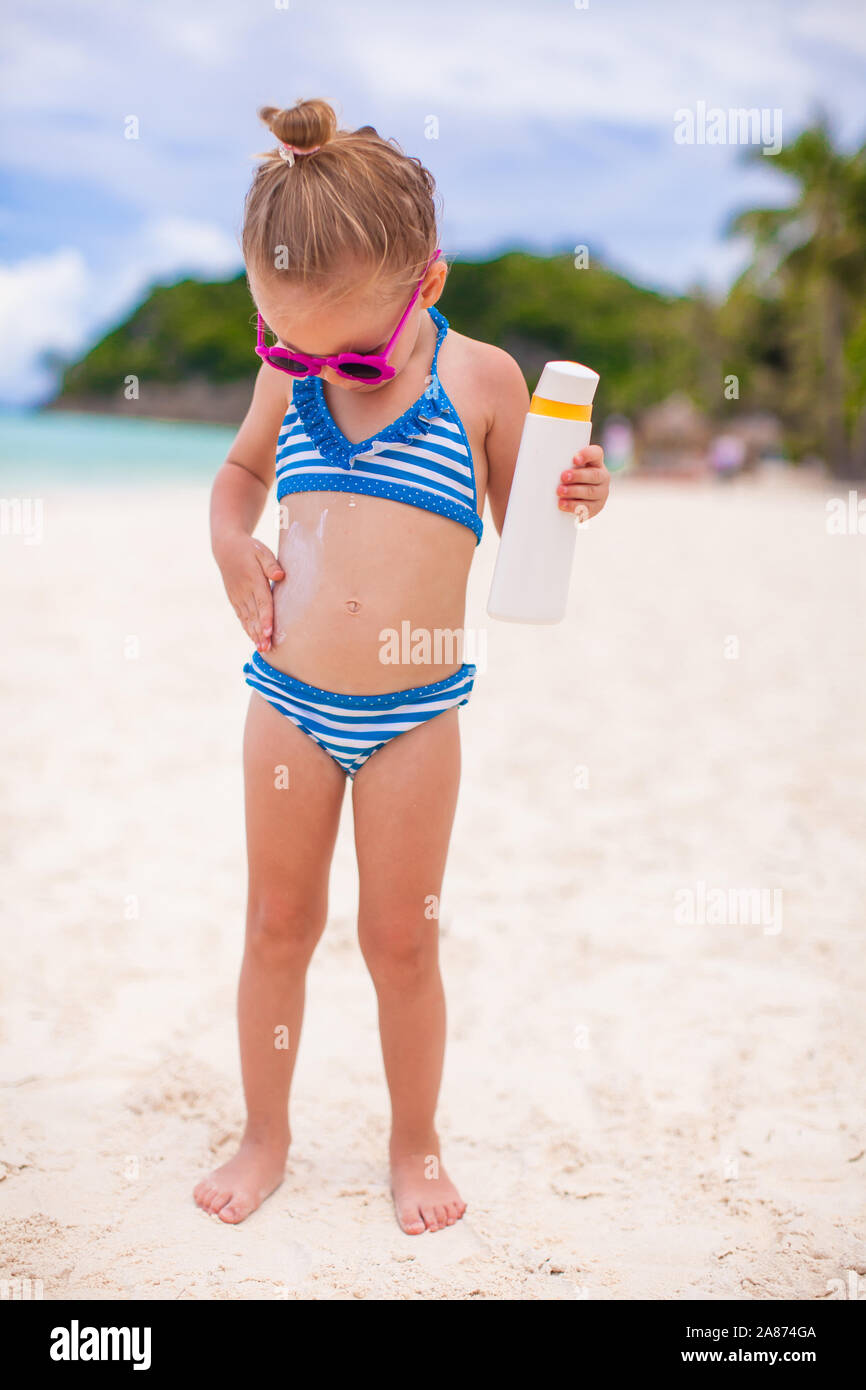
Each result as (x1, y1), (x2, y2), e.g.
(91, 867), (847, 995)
(244, 653), (477, 777)
(274, 305), (483, 544)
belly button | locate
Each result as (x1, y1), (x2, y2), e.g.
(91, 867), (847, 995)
(345, 599), (362, 614)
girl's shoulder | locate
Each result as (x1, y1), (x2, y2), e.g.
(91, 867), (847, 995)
(439, 322), (527, 436)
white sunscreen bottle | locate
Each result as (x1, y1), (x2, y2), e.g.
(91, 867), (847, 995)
(487, 360), (600, 624)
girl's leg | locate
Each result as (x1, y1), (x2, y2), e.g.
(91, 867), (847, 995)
(351, 706), (467, 1235)
(194, 693), (345, 1223)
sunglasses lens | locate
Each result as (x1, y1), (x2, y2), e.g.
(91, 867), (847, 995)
(339, 362), (383, 381)
(267, 353), (309, 376)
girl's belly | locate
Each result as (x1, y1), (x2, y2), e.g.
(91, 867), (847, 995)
(266, 492), (476, 694)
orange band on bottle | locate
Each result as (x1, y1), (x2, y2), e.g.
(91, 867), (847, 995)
(529, 394), (593, 421)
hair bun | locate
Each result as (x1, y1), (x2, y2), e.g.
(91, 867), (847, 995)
(259, 98), (337, 152)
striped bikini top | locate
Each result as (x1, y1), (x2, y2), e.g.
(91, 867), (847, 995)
(275, 305), (483, 544)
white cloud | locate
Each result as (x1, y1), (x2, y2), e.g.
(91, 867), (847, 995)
(2, 0), (862, 189)
(139, 217), (242, 280)
(310, 0), (852, 128)
(0, 250), (90, 402)
(793, 6), (866, 58)
(0, 219), (243, 404)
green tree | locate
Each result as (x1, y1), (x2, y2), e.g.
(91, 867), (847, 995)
(729, 117), (866, 477)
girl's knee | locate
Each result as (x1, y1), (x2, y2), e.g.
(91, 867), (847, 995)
(358, 916), (436, 985)
(246, 892), (326, 963)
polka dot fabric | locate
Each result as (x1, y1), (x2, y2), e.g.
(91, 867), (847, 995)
(243, 652), (477, 777)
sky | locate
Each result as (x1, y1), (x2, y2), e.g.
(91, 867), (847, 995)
(1, 0), (864, 404)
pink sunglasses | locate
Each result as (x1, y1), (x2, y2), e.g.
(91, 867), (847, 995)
(255, 248), (441, 383)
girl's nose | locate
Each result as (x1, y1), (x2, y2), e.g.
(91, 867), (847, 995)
(321, 366), (349, 389)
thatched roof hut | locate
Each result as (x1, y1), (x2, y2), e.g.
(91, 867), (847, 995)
(636, 394), (712, 476)
(726, 412), (783, 467)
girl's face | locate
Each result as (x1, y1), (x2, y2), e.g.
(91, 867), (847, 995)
(250, 260), (444, 393)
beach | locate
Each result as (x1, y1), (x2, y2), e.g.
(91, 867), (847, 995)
(1, 465), (864, 1300)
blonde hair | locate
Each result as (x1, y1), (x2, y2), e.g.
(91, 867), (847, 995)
(243, 98), (442, 306)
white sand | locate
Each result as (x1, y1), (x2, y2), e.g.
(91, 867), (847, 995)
(1, 472), (864, 1300)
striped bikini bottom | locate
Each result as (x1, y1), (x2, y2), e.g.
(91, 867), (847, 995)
(243, 652), (476, 778)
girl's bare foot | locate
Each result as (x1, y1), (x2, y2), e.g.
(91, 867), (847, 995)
(389, 1138), (467, 1235)
(193, 1131), (289, 1224)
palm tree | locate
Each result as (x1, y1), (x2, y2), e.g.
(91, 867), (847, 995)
(728, 117), (866, 477)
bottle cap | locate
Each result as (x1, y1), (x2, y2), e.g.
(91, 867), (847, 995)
(535, 360), (600, 408)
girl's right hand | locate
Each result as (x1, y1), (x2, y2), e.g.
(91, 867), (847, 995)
(215, 534), (286, 652)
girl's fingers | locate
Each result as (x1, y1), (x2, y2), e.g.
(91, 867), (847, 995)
(254, 590), (275, 651)
(236, 593), (264, 647)
(254, 545), (285, 583)
(556, 484), (604, 499)
(573, 447), (605, 468)
(560, 465), (607, 486)
(234, 605), (258, 645)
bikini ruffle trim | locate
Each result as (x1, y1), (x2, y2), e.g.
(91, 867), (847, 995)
(290, 308), (450, 470)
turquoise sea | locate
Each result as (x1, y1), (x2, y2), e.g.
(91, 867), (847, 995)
(0, 409), (237, 489)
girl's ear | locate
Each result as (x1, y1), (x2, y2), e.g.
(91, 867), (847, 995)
(423, 260), (448, 309)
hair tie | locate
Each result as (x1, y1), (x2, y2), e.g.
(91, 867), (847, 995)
(278, 141), (322, 167)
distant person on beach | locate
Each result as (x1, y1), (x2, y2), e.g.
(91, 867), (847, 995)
(195, 99), (610, 1232)
(601, 414), (634, 474)
(709, 431), (746, 480)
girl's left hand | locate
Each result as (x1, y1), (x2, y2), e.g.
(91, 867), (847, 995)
(556, 446), (609, 521)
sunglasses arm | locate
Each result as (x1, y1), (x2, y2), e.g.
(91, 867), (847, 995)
(379, 247), (441, 359)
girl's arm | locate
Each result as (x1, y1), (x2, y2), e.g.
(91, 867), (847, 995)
(210, 364), (290, 652)
(483, 349), (609, 534)
(483, 349), (531, 536)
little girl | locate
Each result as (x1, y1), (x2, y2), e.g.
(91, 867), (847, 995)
(195, 98), (609, 1233)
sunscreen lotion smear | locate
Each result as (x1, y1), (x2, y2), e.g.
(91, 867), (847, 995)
(487, 360), (600, 624)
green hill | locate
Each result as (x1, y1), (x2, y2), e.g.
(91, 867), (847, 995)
(55, 274), (257, 395)
(444, 253), (699, 416)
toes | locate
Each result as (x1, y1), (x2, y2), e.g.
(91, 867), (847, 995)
(420, 1204), (441, 1232)
(398, 1205), (426, 1235)
(196, 1182), (217, 1211)
(209, 1189), (233, 1216)
(218, 1201), (246, 1224)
